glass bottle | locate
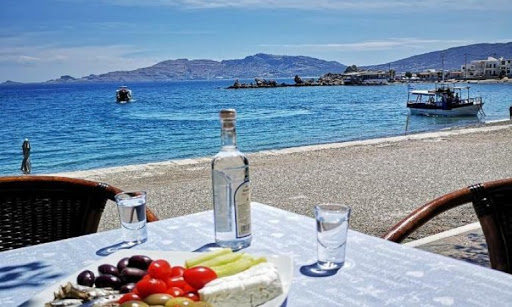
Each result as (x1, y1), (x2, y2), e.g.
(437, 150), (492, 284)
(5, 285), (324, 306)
(211, 109), (252, 250)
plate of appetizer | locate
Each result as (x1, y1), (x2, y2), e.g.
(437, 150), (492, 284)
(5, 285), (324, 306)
(26, 248), (293, 307)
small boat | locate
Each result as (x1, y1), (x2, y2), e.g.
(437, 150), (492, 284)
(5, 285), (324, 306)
(116, 86), (132, 103)
(407, 85), (484, 117)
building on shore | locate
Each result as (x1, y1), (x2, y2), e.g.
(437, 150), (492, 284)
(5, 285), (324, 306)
(342, 70), (389, 85)
(461, 56), (512, 78)
(408, 69), (463, 82)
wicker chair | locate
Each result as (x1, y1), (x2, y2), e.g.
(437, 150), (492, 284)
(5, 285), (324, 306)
(0, 176), (158, 251)
(383, 178), (512, 274)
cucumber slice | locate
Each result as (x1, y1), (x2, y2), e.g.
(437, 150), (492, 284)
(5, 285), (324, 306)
(250, 256), (267, 266)
(194, 252), (245, 268)
(211, 255), (254, 278)
(186, 248), (232, 268)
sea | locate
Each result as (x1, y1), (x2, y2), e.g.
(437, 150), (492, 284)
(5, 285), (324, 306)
(0, 80), (511, 176)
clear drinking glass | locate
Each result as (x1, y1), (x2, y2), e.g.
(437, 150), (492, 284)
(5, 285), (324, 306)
(115, 191), (148, 244)
(315, 204), (351, 270)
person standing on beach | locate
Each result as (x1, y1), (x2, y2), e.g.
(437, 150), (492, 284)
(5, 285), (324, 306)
(21, 138), (31, 174)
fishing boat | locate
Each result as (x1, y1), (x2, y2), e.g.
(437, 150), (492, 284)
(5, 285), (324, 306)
(116, 86), (132, 103)
(406, 85), (484, 117)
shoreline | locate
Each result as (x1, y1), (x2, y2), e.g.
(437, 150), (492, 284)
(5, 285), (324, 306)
(48, 120), (512, 242)
(50, 119), (511, 179)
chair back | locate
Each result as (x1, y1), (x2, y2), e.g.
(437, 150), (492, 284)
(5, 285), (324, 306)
(0, 176), (157, 251)
(383, 178), (512, 274)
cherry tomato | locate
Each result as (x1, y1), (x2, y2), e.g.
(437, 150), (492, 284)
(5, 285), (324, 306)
(166, 286), (184, 297)
(182, 282), (196, 294)
(138, 274), (151, 282)
(170, 266), (185, 277)
(118, 293), (141, 304)
(147, 259), (172, 279)
(135, 277), (167, 298)
(164, 276), (196, 293)
(183, 266), (217, 290)
(131, 288), (140, 296)
(165, 276), (188, 289)
(183, 292), (199, 301)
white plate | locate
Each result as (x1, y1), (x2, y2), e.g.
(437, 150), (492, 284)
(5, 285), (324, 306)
(26, 250), (293, 307)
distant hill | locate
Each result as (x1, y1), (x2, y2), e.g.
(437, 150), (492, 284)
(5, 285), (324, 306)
(46, 53), (347, 83)
(0, 80), (24, 85)
(5, 43), (512, 84)
(364, 42), (512, 72)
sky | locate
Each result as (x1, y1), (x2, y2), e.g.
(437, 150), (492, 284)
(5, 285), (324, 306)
(1, 0), (511, 82)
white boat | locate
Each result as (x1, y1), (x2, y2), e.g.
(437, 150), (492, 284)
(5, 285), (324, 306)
(407, 85), (484, 117)
(116, 86), (132, 103)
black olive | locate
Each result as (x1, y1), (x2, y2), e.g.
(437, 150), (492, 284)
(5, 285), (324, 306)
(94, 274), (122, 289)
(128, 255), (152, 270)
(77, 270), (95, 287)
(98, 264), (119, 277)
(119, 282), (136, 293)
(117, 257), (130, 273)
(120, 267), (147, 283)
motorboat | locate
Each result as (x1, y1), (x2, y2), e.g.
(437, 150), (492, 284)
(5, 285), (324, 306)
(406, 85), (484, 117)
(116, 86), (132, 103)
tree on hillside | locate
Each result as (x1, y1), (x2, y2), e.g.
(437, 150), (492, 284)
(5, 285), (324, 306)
(344, 65), (358, 73)
(405, 72), (412, 78)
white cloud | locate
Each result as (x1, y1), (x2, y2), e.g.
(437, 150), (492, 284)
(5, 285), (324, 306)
(0, 43), (162, 82)
(16, 55), (41, 64)
(106, 0), (512, 11)
(259, 38), (473, 51)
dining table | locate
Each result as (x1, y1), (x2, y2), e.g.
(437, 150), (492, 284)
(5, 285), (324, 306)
(1, 202), (512, 306)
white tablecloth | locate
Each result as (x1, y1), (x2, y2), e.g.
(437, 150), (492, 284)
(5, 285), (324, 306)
(1, 202), (511, 306)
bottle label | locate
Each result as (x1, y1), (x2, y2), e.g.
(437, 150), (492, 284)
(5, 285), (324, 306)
(234, 180), (251, 238)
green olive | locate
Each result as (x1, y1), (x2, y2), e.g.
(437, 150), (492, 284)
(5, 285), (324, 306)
(120, 301), (150, 307)
(191, 302), (214, 307)
(144, 293), (173, 305)
(164, 297), (194, 307)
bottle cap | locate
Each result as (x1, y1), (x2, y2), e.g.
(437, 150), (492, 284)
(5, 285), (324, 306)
(219, 109), (236, 120)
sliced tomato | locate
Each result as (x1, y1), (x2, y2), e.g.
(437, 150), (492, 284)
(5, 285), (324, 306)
(183, 266), (217, 290)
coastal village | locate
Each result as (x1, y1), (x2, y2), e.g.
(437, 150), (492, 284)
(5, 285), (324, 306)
(228, 55), (512, 88)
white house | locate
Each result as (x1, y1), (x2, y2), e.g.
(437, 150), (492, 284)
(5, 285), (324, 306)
(462, 56), (512, 78)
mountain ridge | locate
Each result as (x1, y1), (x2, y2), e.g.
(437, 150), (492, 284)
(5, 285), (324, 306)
(43, 53), (347, 84)
(363, 42), (512, 72)
(2, 42), (511, 84)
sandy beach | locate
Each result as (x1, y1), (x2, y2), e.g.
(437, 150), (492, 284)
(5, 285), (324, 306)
(52, 121), (512, 241)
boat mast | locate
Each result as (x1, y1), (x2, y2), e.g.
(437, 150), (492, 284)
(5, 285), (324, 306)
(441, 51), (445, 82)
(464, 53), (468, 80)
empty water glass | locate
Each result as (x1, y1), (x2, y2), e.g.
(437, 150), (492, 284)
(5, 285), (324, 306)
(315, 204), (351, 270)
(115, 191), (148, 244)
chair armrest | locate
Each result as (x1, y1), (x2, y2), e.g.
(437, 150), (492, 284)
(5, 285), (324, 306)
(382, 188), (473, 242)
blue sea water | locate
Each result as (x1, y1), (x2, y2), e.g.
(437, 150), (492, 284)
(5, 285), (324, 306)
(0, 80), (511, 176)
